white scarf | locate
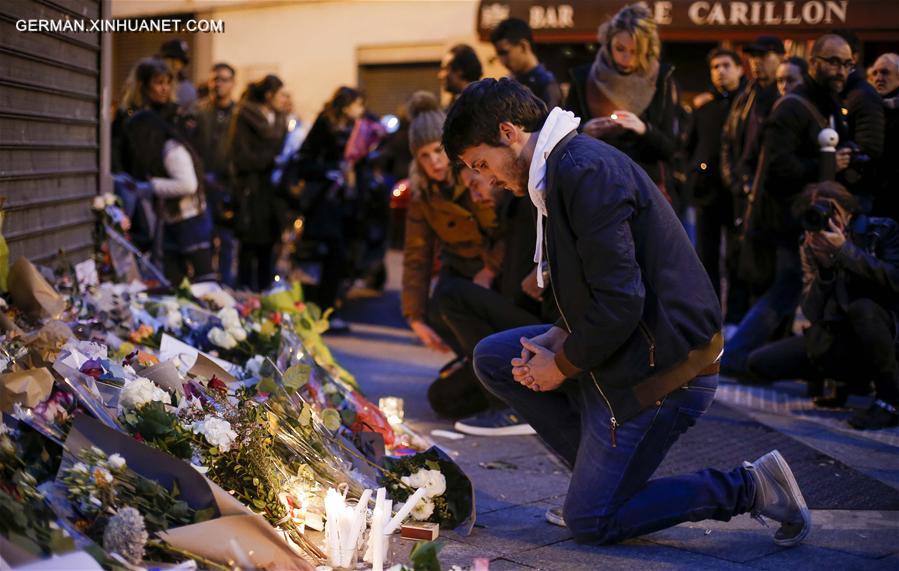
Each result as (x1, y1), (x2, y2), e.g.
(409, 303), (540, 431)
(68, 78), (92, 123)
(527, 107), (581, 287)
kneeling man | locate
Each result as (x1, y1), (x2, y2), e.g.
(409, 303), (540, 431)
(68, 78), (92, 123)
(442, 78), (810, 546)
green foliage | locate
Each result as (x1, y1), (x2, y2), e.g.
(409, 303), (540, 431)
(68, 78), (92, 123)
(120, 401), (194, 460)
(203, 405), (287, 526)
(409, 540), (443, 571)
(320, 408), (342, 432)
(283, 364), (311, 392)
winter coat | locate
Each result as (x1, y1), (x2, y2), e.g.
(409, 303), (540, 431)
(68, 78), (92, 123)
(872, 88), (899, 221)
(400, 165), (499, 324)
(720, 81), (779, 197)
(802, 215), (899, 324)
(565, 62), (680, 208)
(193, 99), (236, 226)
(544, 132), (722, 425)
(842, 70), (885, 160)
(685, 84), (743, 206)
(756, 81), (847, 245)
(515, 64), (562, 109)
(229, 101), (287, 244)
(112, 102), (194, 173)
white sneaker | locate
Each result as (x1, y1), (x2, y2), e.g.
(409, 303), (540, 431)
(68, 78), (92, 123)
(744, 449), (811, 546)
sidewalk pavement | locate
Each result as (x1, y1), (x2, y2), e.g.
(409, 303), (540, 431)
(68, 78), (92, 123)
(325, 252), (899, 570)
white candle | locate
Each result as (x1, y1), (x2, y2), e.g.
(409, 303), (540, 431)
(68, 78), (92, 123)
(371, 504), (385, 571)
(324, 488), (344, 566)
(384, 487), (427, 535)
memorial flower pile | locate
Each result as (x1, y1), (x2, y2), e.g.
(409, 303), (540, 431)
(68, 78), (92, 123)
(0, 257), (473, 569)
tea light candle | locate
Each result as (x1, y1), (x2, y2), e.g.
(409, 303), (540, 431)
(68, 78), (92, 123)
(378, 396), (405, 425)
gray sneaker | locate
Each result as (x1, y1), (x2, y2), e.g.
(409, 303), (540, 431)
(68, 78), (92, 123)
(544, 506), (566, 527)
(743, 450), (811, 546)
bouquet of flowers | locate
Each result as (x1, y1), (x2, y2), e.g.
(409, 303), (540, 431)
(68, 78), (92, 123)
(381, 447), (475, 533)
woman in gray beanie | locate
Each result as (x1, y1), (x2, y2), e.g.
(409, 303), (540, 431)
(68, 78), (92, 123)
(400, 91), (503, 418)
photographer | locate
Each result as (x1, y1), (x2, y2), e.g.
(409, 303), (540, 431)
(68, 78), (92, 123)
(748, 182), (899, 430)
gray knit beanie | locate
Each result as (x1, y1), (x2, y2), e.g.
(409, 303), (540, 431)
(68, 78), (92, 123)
(407, 91), (446, 155)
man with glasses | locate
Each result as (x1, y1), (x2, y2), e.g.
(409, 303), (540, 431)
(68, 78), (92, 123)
(490, 18), (561, 109)
(193, 63), (238, 285)
(722, 34), (853, 380)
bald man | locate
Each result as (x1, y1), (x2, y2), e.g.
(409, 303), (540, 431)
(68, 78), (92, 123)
(722, 34), (853, 378)
(870, 53), (899, 98)
(869, 53), (899, 221)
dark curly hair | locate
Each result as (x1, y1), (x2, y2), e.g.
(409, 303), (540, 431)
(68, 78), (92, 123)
(442, 77), (547, 160)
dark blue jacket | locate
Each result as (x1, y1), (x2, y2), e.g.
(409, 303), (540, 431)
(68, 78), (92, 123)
(545, 133), (722, 425)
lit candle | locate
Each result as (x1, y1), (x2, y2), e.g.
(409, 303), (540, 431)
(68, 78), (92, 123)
(378, 396), (404, 425)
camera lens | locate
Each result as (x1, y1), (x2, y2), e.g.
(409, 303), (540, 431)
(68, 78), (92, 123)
(801, 201), (832, 232)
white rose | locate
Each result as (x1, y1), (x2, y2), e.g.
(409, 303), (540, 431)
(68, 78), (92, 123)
(165, 310), (183, 330)
(161, 299), (180, 312)
(218, 307), (241, 330)
(91, 196), (106, 211)
(191, 415), (238, 452)
(72, 462), (89, 474)
(108, 454), (126, 470)
(422, 470), (446, 498)
(207, 327), (237, 350)
(227, 326), (247, 342)
(119, 378), (171, 411)
(103, 192), (117, 206)
(410, 497), (435, 521)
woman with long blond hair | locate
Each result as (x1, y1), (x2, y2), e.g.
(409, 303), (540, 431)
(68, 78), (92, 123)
(565, 2), (680, 206)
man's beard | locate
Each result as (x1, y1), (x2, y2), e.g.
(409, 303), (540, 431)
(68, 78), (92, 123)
(502, 151), (530, 197)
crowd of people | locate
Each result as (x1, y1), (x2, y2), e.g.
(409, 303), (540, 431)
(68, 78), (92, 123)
(108, 3), (899, 437)
(110, 40), (402, 332)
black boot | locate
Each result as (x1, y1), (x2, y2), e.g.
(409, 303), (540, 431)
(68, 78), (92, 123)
(848, 400), (899, 430)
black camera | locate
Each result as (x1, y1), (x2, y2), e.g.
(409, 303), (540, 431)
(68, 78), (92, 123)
(841, 141), (871, 185)
(801, 200), (834, 232)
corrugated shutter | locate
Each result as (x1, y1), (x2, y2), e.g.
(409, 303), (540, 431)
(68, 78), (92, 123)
(0, 0), (102, 265)
(358, 62), (441, 117)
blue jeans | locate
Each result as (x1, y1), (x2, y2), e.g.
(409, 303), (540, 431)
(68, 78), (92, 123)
(722, 246), (803, 375)
(473, 325), (756, 544)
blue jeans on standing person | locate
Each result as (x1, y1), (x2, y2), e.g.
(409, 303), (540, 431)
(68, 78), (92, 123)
(721, 246), (803, 376)
(473, 324), (756, 544)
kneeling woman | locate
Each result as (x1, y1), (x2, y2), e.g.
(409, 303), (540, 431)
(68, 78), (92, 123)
(400, 92), (502, 418)
(123, 110), (215, 283)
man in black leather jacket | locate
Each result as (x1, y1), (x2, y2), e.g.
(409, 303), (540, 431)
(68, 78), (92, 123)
(441, 78), (811, 547)
(749, 182), (899, 429)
